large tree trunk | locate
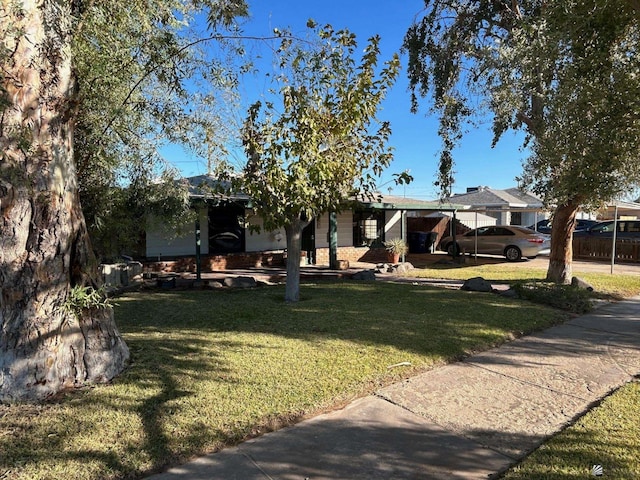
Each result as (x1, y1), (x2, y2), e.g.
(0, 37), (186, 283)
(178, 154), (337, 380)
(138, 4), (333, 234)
(284, 217), (309, 303)
(0, 1), (129, 403)
(546, 201), (580, 284)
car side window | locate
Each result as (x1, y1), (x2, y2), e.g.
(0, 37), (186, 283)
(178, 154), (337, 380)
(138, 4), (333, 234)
(627, 222), (640, 233)
(493, 227), (515, 236)
(472, 227), (491, 236)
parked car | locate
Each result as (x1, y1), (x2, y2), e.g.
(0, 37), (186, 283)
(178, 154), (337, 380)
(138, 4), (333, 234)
(527, 219), (598, 234)
(573, 220), (640, 238)
(440, 225), (551, 261)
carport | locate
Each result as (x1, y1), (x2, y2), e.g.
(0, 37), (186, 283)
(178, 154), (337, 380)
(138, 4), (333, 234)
(604, 199), (640, 273)
(361, 195), (466, 262)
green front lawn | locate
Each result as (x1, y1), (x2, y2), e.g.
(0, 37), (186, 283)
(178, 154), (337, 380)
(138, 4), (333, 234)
(501, 381), (640, 479)
(408, 262), (640, 299)
(0, 282), (567, 480)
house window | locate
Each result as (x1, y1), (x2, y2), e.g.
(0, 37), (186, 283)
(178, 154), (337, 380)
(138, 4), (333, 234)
(353, 210), (385, 246)
(208, 202), (245, 254)
(510, 212), (522, 225)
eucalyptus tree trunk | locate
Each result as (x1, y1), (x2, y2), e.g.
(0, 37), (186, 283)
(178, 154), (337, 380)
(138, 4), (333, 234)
(546, 202), (580, 284)
(284, 217), (309, 303)
(0, 1), (129, 403)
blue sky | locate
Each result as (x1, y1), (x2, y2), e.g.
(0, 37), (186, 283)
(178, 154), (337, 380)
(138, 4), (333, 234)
(168, 0), (529, 199)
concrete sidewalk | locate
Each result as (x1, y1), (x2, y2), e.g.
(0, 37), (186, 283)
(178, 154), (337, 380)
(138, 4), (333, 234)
(147, 297), (640, 480)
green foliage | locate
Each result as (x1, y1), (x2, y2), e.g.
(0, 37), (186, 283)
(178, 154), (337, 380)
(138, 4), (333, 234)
(70, 0), (248, 257)
(239, 23), (401, 232)
(81, 161), (194, 261)
(384, 237), (409, 256)
(404, 1), (640, 208)
(62, 286), (111, 317)
(510, 281), (594, 313)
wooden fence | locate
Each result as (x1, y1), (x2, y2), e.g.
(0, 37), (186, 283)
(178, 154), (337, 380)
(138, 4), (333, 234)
(573, 237), (640, 263)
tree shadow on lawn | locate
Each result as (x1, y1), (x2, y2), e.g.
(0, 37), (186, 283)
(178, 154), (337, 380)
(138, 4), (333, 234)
(2, 286), (636, 480)
(116, 283), (569, 360)
(0, 334), (248, 479)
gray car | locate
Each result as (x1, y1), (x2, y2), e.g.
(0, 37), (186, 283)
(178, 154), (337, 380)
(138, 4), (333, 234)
(573, 220), (640, 238)
(440, 225), (551, 261)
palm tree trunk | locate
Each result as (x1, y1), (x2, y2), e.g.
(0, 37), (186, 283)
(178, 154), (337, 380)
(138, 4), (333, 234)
(0, 0), (129, 403)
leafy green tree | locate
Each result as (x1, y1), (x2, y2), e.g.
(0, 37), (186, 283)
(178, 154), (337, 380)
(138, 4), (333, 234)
(240, 23), (403, 302)
(404, 0), (640, 282)
(73, 0), (248, 260)
(0, 0), (246, 402)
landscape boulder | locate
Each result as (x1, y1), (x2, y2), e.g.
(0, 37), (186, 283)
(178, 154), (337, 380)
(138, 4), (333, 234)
(571, 276), (594, 292)
(461, 276), (493, 293)
(223, 276), (258, 289)
(388, 262), (415, 274)
(352, 269), (377, 281)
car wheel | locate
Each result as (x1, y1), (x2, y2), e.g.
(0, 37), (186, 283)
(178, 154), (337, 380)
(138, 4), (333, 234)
(446, 242), (459, 256)
(504, 246), (522, 261)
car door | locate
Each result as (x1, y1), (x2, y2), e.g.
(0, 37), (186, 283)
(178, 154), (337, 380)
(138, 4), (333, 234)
(483, 226), (516, 254)
(460, 226), (490, 253)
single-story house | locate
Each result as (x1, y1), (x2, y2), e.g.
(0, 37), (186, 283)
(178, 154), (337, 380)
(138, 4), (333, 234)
(145, 175), (463, 270)
(441, 186), (598, 226)
(442, 186), (545, 226)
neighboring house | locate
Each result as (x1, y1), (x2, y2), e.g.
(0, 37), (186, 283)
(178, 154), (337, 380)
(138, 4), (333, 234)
(145, 175), (460, 270)
(442, 186), (545, 227)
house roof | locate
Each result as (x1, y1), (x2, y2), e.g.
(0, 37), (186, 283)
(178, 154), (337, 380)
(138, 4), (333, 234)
(357, 194), (466, 211)
(182, 175), (467, 212)
(444, 187), (543, 210)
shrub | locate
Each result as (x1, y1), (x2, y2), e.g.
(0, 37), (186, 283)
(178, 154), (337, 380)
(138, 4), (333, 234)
(510, 281), (594, 314)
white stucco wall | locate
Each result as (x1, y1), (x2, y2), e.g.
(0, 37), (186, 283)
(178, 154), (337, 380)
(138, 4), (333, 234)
(146, 208), (208, 258)
(244, 213), (286, 252)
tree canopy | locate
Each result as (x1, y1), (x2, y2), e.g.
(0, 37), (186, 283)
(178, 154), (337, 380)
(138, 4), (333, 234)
(0, 0), (248, 402)
(71, 0), (249, 259)
(239, 22), (403, 301)
(405, 0), (640, 282)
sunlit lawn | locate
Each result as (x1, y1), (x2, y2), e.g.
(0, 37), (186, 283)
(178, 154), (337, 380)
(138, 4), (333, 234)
(407, 260), (640, 298)
(0, 282), (567, 480)
(501, 381), (640, 480)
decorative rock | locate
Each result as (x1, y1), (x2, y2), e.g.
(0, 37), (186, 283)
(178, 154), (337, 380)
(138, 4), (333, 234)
(500, 288), (519, 298)
(394, 262), (415, 274)
(571, 276), (594, 291)
(223, 276), (257, 288)
(461, 276), (493, 292)
(335, 259), (350, 270)
(159, 277), (176, 289)
(351, 270), (377, 281)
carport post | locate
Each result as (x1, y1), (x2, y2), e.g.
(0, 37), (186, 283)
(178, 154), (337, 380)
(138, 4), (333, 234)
(329, 211), (338, 269)
(195, 218), (202, 281)
(611, 205), (618, 274)
(452, 210), (458, 257)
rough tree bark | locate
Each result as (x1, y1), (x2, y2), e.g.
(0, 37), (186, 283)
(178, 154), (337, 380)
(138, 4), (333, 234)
(0, 1), (129, 403)
(546, 201), (580, 284)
